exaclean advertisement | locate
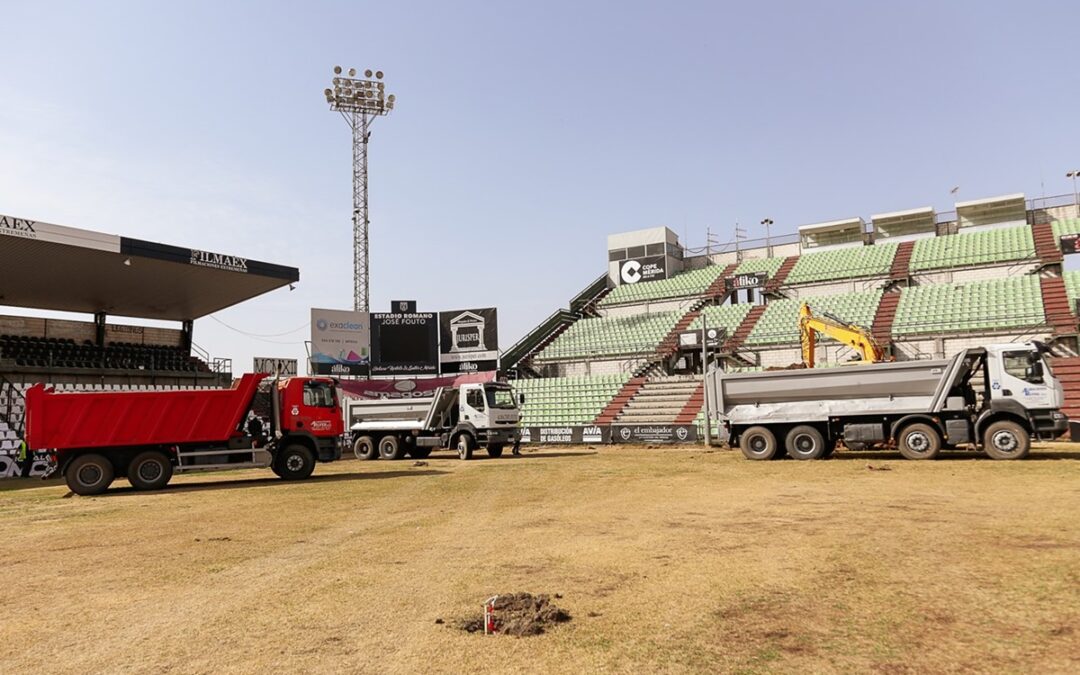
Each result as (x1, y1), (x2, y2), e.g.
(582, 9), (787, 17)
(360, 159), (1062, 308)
(310, 308), (370, 376)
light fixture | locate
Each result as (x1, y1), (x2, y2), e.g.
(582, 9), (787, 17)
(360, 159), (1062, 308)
(334, 65), (342, 74)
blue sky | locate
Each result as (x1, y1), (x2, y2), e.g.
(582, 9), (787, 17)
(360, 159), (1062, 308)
(2, 1), (1079, 371)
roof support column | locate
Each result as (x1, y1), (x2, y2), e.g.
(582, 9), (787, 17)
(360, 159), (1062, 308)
(94, 311), (106, 347)
(181, 320), (193, 354)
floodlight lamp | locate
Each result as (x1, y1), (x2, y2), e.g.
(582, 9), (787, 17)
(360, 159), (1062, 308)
(387, 94), (395, 103)
(364, 69), (373, 77)
(324, 88), (332, 96)
(334, 65), (342, 74)
(348, 68), (356, 77)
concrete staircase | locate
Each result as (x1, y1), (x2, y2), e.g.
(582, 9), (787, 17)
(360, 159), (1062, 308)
(723, 304), (767, 353)
(765, 256), (799, 292)
(614, 376), (700, 425)
(1032, 222), (1063, 264)
(702, 262), (741, 299)
(655, 309), (702, 361)
(673, 382), (705, 424)
(593, 377), (647, 425)
(1040, 275), (1076, 335)
(890, 241), (915, 280)
(1049, 357), (1080, 422)
(871, 291), (902, 343)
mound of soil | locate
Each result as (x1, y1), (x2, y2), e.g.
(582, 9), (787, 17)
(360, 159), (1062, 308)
(457, 593), (571, 636)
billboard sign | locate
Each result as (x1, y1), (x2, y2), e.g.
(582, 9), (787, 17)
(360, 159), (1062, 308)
(310, 308), (370, 376)
(338, 371), (496, 400)
(618, 255), (667, 285)
(1060, 233), (1079, 255)
(439, 307), (499, 373)
(370, 310), (439, 375)
(726, 272), (768, 289)
(611, 424), (698, 444)
(678, 327), (726, 350)
(253, 357), (298, 376)
(518, 425), (609, 444)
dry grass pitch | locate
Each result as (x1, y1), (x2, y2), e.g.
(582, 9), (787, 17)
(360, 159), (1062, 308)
(2, 444), (1079, 673)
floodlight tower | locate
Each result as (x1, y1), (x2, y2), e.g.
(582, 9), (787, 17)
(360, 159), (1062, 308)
(324, 66), (395, 312)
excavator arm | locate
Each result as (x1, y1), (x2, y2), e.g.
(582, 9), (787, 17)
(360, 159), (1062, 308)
(799, 303), (885, 368)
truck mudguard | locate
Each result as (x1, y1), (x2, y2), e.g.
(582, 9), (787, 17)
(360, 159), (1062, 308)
(889, 414), (944, 440)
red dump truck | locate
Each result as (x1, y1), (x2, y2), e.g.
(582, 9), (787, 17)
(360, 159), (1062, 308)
(25, 374), (344, 495)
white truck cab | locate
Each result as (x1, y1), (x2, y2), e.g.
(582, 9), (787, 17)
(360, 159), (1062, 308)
(984, 343), (1064, 411)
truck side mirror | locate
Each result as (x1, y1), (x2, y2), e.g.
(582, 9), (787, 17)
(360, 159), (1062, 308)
(518, 393), (526, 405)
(1026, 361), (1044, 382)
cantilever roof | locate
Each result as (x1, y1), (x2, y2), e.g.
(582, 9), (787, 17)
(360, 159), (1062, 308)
(0, 214), (299, 321)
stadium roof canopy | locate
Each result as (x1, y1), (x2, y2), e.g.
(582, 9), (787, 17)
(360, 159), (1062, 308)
(0, 214), (299, 321)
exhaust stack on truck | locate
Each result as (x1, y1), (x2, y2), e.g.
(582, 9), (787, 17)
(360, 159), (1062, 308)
(707, 342), (1066, 460)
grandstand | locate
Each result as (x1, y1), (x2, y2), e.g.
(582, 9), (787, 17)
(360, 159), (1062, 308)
(505, 191), (1080, 440)
(0, 213), (299, 477)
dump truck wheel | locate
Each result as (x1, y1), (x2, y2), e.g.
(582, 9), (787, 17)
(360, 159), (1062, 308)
(487, 444), (504, 458)
(740, 426), (778, 460)
(128, 451), (173, 491)
(983, 420), (1030, 460)
(66, 454), (115, 496)
(785, 426), (826, 460)
(456, 434), (474, 460)
(353, 435), (377, 461)
(898, 423), (941, 460)
(277, 445), (315, 480)
(408, 447), (432, 459)
(378, 435), (405, 460)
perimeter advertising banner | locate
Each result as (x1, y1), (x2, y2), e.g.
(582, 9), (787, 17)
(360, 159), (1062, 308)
(518, 425), (610, 444)
(338, 371), (496, 399)
(439, 307), (499, 374)
(610, 424), (698, 444)
(310, 308), (370, 376)
(370, 311), (439, 375)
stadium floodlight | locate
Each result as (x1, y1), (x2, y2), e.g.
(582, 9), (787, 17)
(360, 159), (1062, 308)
(760, 218), (774, 248)
(324, 66), (396, 313)
(1068, 170), (1080, 209)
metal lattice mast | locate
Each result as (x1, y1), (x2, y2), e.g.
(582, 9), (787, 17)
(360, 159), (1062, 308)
(325, 67), (395, 312)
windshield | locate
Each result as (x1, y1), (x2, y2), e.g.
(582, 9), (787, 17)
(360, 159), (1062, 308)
(486, 386), (518, 409)
(1003, 350), (1044, 385)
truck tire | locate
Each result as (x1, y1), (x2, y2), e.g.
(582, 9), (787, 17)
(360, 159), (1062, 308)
(353, 435), (378, 461)
(378, 435), (405, 460)
(456, 434), (474, 460)
(408, 447), (432, 459)
(982, 420), (1030, 460)
(65, 453), (115, 496)
(898, 423), (941, 460)
(127, 451), (174, 491)
(276, 445), (315, 480)
(785, 426), (826, 460)
(740, 426), (778, 460)
(487, 444), (504, 458)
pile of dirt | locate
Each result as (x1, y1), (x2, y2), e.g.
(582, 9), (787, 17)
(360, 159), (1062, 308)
(765, 362), (808, 371)
(456, 593), (571, 636)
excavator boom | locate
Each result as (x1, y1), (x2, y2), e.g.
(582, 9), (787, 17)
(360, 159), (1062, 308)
(799, 303), (885, 368)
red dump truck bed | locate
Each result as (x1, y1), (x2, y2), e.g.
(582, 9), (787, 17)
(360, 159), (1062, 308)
(25, 373), (266, 451)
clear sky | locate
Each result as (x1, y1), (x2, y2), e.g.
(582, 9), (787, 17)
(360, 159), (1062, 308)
(2, 0), (1079, 372)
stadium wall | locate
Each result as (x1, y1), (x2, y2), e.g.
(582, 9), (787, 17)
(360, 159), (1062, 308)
(0, 314), (183, 346)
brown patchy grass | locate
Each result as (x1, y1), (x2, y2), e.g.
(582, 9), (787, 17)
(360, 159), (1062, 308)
(1, 444), (1079, 673)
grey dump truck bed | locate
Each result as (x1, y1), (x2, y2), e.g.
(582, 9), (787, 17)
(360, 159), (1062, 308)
(709, 354), (969, 425)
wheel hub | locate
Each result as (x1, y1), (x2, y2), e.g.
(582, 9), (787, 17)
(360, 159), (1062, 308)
(78, 465), (102, 486)
(138, 461), (162, 481)
(795, 434), (815, 452)
(908, 433), (929, 452)
(286, 455), (304, 471)
(992, 430), (1018, 452)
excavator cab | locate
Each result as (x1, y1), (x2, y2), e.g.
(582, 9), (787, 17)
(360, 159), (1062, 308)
(798, 303), (886, 368)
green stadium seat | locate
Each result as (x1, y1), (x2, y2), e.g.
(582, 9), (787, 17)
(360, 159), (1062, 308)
(535, 311), (682, 361)
(909, 225), (1035, 272)
(892, 275), (1044, 336)
(745, 289), (883, 345)
(784, 243), (898, 285)
(598, 265), (726, 308)
(513, 374), (629, 427)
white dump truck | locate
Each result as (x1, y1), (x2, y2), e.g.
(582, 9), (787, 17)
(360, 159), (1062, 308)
(345, 382), (522, 460)
(707, 342), (1066, 460)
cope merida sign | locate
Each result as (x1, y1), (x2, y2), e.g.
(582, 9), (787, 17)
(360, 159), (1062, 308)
(190, 248), (249, 273)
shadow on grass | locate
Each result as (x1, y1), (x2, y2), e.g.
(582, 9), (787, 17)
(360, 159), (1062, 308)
(829, 450), (1080, 462)
(96, 469), (451, 497)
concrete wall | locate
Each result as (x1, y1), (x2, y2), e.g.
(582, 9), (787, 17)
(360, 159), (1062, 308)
(0, 314), (183, 346)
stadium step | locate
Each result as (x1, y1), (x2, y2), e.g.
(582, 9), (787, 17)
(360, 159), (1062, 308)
(702, 262), (742, 299)
(1039, 275), (1076, 335)
(765, 255), (799, 292)
(723, 304), (767, 353)
(673, 383), (704, 424)
(1032, 222), (1064, 264)
(1049, 357), (1080, 420)
(871, 291), (902, 343)
(890, 240), (915, 280)
(593, 377), (647, 425)
(654, 309), (702, 360)
(613, 376), (700, 425)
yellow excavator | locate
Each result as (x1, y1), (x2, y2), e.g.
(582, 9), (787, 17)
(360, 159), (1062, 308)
(799, 302), (885, 368)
